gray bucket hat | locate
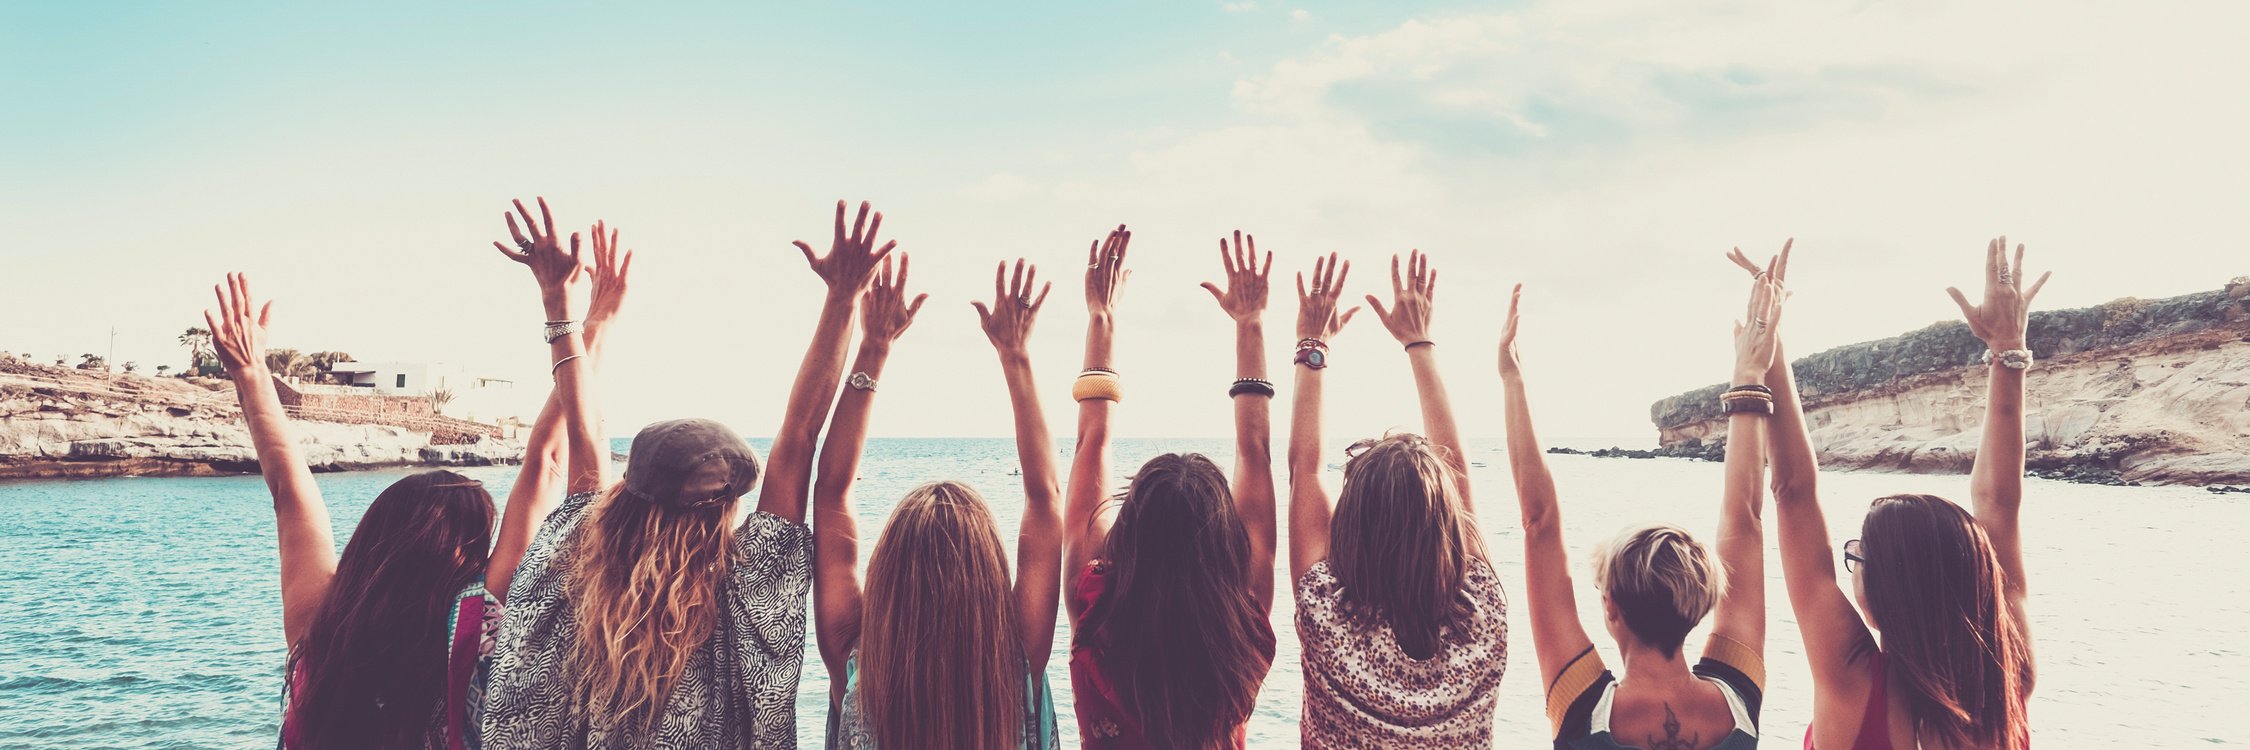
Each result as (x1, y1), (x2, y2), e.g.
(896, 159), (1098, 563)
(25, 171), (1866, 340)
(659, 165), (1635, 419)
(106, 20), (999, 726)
(619, 418), (762, 507)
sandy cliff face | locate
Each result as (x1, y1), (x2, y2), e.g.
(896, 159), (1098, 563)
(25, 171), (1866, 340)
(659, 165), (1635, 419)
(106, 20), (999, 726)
(0, 368), (521, 480)
(1650, 280), (2250, 485)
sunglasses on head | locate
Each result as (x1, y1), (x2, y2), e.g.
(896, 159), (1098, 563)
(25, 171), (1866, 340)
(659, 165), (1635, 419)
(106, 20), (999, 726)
(1842, 539), (1866, 573)
(1345, 438), (1379, 459)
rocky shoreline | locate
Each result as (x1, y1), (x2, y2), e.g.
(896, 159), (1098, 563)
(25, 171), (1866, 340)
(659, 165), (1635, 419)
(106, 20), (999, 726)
(0, 362), (522, 482)
(1634, 276), (2250, 488)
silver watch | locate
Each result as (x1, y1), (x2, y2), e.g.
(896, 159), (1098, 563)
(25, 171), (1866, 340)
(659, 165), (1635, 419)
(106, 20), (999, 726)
(1989, 348), (2033, 370)
(847, 371), (878, 391)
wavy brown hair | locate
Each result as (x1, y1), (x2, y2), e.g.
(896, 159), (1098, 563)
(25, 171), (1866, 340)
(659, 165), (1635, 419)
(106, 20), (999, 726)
(568, 483), (739, 730)
(1083, 453), (1274, 750)
(293, 470), (494, 750)
(1860, 494), (2031, 750)
(1331, 433), (1487, 659)
(860, 481), (1026, 750)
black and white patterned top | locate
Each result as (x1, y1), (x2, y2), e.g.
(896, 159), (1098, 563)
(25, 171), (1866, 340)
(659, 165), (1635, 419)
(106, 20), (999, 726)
(477, 492), (814, 749)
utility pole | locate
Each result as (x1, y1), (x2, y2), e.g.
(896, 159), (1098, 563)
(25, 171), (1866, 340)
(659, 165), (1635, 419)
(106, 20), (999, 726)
(107, 327), (117, 375)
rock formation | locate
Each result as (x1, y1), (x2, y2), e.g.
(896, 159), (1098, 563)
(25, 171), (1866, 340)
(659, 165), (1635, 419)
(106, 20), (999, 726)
(1647, 278), (2250, 486)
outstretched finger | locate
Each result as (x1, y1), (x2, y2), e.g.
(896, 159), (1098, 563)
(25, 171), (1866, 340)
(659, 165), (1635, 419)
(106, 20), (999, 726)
(1338, 306), (1361, 331)
(850, 201), (871, 246)
(907, 293), (929, 317)
(2025, 271), (2052, 303)
(870, 240), (896, 267)
(896, 252), (912, 291)
(1030, 281), (1053, 312)
(258, 300), (273, 329)
(1296, 271), (1307, 302)
(865, 211), (885, 252)
(1219, 238), (1236, 276)
(1332, 259), (1352, 297)
(2012, 243), (2026, 291)
(1389, 253), (1404, 299)
(506, 213), (531, 247)
(971, 300), (992, 324)
(513, 200), (540, 240)
(1775, 238), (1793, 283)
(1946, 286), (1977, 319)
(568, 232), (582, 265)
(537, 197), (557, 238)
(1010, 258), (1026, 298)
(1202, 281), (1225, 303)
(1727, 247), (1760, 276)
(833, 200), (848, 248)
(993, 261), (1007, 301)
(1365, 294), (1390, 322)
(1261, 250), (1273, 280)
(203, 309), (220, 339)
(1986, 237), (2003, 287)
(793, 241), (818, 267)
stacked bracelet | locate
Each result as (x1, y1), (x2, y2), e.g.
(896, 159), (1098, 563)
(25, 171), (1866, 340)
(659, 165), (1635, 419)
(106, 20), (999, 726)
(1229, 378), (1276, 398)
(1073, 370), (1123, 402)
(1720, 384), (1774, 415)
(550, 354), (584, 374)
(543, 320), (582, 344)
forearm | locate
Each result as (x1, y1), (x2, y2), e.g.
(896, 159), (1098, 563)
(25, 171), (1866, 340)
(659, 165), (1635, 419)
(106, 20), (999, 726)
(1712, 412), (1769, 643)
(1764, 353), (1820, 505)
(543, 290), (603, 495)
(488, 390), (568, 604)
(1405, 346), (1472, 505)
(758, 293), (859, 520)
(1286, 363), (1334, 577)
(1003, 350), (1065, 665)
(1499, 373), (1560, 533)
(1230, 321), (1275, 522)
(1064, 318), (1116, 538)
(1003, 352), (1061, 521)
(811, 342), (886, 672)
(231, 365), (325, 520)
(1973, 363), (2027, 509)
(812, 342), (889, 508)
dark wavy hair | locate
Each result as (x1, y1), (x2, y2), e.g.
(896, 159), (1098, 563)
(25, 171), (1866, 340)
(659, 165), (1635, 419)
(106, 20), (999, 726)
(293, 470), (495, 749)
(1860, 494), (2031, 750)
(1082, 453), (1274, 750)
(1331, 433), (1487, 659)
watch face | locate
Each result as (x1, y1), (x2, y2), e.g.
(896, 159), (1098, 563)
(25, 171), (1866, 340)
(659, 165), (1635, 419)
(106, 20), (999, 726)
(849, 372), (876, 389)
(1305, 349), (1326, 369)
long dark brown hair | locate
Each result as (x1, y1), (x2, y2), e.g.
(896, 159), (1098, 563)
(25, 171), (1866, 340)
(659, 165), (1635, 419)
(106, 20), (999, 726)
(1860, 494), (2031, 750)
(1330, 433), (1487, 659)
(861, 481), (1025, 750)
(1083, 453), (1274, 750)
(293, 470), (494, 750)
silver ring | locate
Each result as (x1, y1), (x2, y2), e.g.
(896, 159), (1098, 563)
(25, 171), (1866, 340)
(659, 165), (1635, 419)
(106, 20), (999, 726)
(1018, 297), (1032, 308)
(1998, 273), (2014, 284)
(1087, 263), (1100, 269)
(517, 240), (535, 250)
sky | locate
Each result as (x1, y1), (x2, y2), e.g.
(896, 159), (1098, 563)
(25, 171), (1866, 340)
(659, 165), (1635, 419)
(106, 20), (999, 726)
(3, 0), (2245, 442)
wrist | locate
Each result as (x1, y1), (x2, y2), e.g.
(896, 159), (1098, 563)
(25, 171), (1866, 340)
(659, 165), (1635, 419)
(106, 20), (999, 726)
(858, 340), (892, 358)
(230, 363), (273, 382)
(540, 291), (572, 319)
(1087, 311), (1116, 327)
(1733, 369), (1766, 385)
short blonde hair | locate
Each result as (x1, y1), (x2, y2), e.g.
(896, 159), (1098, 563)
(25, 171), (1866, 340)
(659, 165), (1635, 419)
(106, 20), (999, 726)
(1592, 523), (1722, 657)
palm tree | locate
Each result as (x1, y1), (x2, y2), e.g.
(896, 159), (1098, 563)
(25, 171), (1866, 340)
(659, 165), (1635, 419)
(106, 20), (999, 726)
(179, 327), (212, 372)
(306, 351), (354, 383)
(265, 349), (309, 380)
(430, 386), (456, 416)
(78, 354), (105, 370)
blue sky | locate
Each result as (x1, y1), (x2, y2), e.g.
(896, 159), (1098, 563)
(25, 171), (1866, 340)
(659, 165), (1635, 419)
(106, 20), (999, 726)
(5, 0), (2245, 440)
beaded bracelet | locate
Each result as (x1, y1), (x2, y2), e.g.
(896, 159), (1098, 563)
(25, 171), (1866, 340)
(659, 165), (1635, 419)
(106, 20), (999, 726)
(1229, 378), (1276, 398)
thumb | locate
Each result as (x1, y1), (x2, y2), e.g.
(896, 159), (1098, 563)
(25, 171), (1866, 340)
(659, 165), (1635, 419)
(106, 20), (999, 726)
(1364, 295), (1390, 321)
(1946, 287), (1976, 319)
(1339, 306), (1362, 330)
(258, 301), (273, 329)
(1201, 282), (1224, 303)
(794, 241), (818, 267)
(970, 300), (991, 324)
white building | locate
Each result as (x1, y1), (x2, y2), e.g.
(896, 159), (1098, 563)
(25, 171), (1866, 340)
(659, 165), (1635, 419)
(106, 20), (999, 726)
(327, 361), (519, 424)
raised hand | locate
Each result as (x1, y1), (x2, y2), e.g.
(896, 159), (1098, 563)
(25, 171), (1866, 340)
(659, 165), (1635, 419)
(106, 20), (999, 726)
(492, 197), (584, 294)
(1085, 225), (1130, 317)
(1296, 252), (1359, 342)
(1735, 265), (1786, 384)
(204, 272), (272, 375)
(1946, 236), (2050, 351)
(1366, 250), (1436, 346)
(862, 254), (928, 345)
(794, 200), (896, 297)
(973, 259), (1052, 357)
(1201, 230), (1271, 324)
(1497, 284), (1525, 377)
(585, 221), (635, 332)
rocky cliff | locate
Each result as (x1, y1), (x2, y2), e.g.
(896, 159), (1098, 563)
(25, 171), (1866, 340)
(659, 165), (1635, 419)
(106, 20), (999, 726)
(0, 361), (522, 481)
(1649, 278), (2250, 485)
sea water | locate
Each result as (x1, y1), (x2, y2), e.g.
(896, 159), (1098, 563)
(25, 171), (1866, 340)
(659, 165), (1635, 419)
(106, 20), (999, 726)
(2, 437), (2244, 747)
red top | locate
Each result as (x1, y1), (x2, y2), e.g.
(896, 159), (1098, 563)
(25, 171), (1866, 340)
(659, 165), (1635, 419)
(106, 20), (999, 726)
(1068, 562), (1272, 749)
(1805, 651), (1890, 750)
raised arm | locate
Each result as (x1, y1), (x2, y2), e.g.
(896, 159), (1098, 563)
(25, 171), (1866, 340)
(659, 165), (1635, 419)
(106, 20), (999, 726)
(487, 207), (634, 604)
(1496, 285), (1596, 689)
(1706, 245), (1784, 658)
(973, 260), (1065, 669)
(1062, 227), (1129, 619)
(1366, 250), (1471, 507)
(1286, 253), (1357, 582)
(759, 200), (893, 523)
(1201, 231), (1280, 613)
(1947, 237), (2047, 658)
(811, 254), (925, 693)
(208, 273), (334, 648)
(1732, 244), (1871, 700)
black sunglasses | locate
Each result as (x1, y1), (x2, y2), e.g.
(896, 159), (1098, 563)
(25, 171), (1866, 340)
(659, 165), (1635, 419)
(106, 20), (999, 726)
(1842, 539), (1866, 573)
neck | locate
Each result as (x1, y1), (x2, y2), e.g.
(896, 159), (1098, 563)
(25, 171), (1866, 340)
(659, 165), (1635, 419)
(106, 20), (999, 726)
(1616, 641), (1696, 685)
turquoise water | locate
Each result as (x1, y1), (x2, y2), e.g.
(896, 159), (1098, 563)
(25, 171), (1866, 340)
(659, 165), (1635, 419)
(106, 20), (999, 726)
(3, 437), (2245, 747)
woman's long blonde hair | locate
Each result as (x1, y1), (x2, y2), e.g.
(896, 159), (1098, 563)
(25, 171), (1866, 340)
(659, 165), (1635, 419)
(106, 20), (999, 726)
(860, 481), (1026, 750)
(568, 484), (740, 730)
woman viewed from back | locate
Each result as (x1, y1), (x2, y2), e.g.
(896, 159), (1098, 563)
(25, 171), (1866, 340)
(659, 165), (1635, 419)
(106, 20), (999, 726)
(217, 196), (626, 750)
(808, 255), (1064, 749)
(480, 200), (893, 748)
(1500, 245), (1787, 750)
(1064, 228), (1280, 749)
(1769, 238), (2043, 750)
(1287, 250), (1508, 749)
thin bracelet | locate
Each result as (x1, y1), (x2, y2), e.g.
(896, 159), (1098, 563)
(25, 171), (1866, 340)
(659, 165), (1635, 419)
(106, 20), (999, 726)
(1229, 378), (1276, 398)
(551, 354), (584, 374)
(1404, 340), (1435, 351)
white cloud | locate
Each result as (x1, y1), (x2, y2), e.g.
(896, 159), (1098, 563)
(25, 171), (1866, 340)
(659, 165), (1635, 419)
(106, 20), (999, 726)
(1291, 8), (1311, 21)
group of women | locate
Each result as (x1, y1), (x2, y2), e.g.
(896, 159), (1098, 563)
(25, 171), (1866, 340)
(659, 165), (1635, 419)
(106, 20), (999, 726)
(212, 197), (2044, 749)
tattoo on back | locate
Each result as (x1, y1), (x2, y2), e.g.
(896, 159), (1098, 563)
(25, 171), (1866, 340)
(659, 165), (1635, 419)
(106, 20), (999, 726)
(1646, 703), (1703, 750)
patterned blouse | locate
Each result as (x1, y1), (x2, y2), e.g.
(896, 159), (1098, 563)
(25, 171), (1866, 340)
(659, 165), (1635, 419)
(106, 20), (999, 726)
(1294, 557), (1509, 749)
(477, 492), (815, 749)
